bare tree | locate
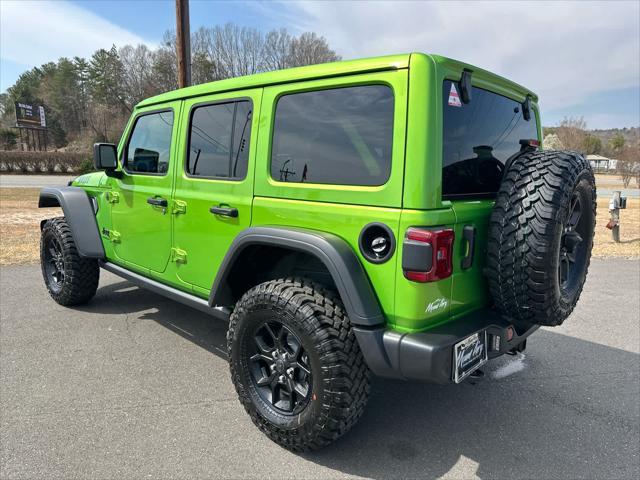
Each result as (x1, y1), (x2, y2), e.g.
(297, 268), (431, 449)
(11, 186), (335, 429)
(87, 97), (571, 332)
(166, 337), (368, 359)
(191, 27), (221, 83)
(263, 28), (292, 71)
(1, 22), (343, 147)
(86, 102), (127, 143)
(213, 23), (264, 78)
(152, 31), (179, 93)
(617, 145), (640, 188)
(237, 26), (264, 76)
(543, 133), (564, 150)
(556, 116), (587, 152)
(189, 25), (340, 83)
(119, 45), (156, 106)
(288, 32), (340, 68)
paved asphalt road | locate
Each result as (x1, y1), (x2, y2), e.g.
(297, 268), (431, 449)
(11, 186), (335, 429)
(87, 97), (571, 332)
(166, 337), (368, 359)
(1, 260), (639, 479)
(0, 175), (75, 188)
(598, 188), (640, 199)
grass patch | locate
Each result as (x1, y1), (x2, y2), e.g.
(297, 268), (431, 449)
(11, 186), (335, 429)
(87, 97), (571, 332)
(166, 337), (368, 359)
(0, 188), (61, 265)
(594, 173), (639, 190)
(593, 197), (639, 258)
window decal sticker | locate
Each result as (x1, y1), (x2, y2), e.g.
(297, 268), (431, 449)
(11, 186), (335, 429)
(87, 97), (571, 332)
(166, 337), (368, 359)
(448, 83), (462, 107)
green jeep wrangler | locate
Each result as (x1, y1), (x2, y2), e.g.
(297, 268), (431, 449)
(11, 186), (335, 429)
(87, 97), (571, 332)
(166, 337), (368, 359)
(39, 53), (596, 451)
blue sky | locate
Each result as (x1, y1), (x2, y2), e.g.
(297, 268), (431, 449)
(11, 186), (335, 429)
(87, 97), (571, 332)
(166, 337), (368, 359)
(1, 0), (639, 129)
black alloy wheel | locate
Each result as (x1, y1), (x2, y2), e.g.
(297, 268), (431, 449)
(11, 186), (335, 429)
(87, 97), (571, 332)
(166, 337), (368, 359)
(43, 234), (65, 293)
(227, 277), (370, 451)
(40, 217), (100, 306)
(559, 190), (589, 297)
(249, 320), (312, 415)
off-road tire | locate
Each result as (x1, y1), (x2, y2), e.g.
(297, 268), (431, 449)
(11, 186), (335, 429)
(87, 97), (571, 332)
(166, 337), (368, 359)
(486, 150), (596, 327)
(227, 277), (370, 452)
(40, 217), (99, 306)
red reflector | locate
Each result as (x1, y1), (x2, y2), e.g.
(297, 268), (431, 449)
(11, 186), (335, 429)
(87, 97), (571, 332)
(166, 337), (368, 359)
(406, 228), (434, 243)
(404, 270), (429, 282)
(506, 326), (515, 342)
(520, 138), (540, 148)
(403, 227), (455, 282)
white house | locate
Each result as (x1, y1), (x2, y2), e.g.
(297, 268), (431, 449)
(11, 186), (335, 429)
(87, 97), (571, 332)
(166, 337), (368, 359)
(586, 154), (618, 172)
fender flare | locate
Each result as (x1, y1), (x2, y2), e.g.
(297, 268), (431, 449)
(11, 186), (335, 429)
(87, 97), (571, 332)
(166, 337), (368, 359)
(39, 186), (105, 258)
(209, 226), (385, 327)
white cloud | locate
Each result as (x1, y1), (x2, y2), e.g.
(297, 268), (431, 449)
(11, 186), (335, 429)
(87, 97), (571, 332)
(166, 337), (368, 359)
(274, 0), (640, 116)
(0, 0), (152, 68)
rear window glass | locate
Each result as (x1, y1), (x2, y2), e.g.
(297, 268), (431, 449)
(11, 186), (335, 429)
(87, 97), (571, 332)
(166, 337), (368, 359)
(271, 85), (394, 186)
(186, 100), (252, 179)
(442, 80), (538, 198)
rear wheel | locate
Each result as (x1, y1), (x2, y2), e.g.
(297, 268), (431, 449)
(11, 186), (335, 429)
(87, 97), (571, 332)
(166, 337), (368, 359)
(486, 150), (596, 327)
(227, 277), (370, 451)
(40, 217), (99, 306)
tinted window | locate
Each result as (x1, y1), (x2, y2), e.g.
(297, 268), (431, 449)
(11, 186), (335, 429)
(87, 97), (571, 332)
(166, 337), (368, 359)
(125, 111), (174, 174)
(187, 100), (252, 179)
(271, 85), (394, 186)
(442, 80), (538, 198)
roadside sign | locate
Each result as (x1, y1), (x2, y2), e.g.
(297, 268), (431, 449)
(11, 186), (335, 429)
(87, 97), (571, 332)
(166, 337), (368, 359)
(39, 106), (46, 127)
(15, 102), (46, 128)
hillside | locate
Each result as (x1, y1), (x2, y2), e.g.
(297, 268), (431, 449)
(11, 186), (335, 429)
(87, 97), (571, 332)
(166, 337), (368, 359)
(544, 126), (640, 147)
(589, 127), (640, 147)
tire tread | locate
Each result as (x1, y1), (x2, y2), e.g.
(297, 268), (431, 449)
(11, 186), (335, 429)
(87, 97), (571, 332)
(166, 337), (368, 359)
(485, 150), (596, 327)
(40, 217), (99, 306)
(227, 277), (370, 452)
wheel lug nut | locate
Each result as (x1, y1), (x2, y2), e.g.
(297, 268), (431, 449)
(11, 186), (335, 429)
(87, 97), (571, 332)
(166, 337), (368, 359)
(278, 375), (285, 383)
(286, 367), (294, 377)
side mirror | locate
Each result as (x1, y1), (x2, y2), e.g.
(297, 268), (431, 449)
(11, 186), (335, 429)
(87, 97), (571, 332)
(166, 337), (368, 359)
(93, 143), (118, 170)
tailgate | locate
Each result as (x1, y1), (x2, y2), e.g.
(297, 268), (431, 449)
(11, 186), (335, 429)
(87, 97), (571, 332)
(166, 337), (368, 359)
(450, 199), (494, 318)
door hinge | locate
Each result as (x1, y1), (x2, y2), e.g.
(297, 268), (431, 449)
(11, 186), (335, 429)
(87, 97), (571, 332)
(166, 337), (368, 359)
(105, 191), (120, 204)
(170, 247), (187, 264)
(172, 199), (187, 215)
(101, 228), (121, 243)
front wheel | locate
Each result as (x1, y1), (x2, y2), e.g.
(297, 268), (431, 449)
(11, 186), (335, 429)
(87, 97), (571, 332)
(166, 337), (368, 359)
(227, 277), (370, 451)
(40, 217), (99, 306)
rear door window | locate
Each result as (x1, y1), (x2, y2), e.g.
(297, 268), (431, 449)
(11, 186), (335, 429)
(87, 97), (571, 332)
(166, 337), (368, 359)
(442, 80), (538, 198)
(186, 100), (252, 180)
(270, 85), (394, 186)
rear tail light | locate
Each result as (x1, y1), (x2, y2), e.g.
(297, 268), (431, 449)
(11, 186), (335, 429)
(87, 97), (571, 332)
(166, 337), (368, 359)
(519, 138), (540, 149)
(402, 227), (455, 282)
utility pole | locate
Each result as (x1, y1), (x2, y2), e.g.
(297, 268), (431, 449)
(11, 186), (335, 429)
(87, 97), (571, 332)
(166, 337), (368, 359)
(175, 0), (191, 88)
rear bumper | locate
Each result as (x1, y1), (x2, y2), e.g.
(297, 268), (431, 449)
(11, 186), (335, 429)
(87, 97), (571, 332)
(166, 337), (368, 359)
(353, 309), (538, 384)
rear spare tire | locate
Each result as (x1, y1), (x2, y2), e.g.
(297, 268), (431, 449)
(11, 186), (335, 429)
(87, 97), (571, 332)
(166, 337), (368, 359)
(486, 150), (596, 327)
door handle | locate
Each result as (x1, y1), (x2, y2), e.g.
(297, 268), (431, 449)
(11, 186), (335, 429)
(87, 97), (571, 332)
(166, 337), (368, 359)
(147, 197), (168, 207)
(210, 205), (238, 218)
(461, 225), (476, 270)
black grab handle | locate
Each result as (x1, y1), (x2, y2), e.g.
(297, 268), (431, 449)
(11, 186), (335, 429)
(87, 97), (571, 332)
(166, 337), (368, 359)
(210, 205), (238, 218)
(461, 225), (476, 270)
(147, 197), (168, 207)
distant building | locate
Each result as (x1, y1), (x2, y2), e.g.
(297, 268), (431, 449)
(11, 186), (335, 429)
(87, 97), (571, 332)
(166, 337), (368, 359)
(587, 154), (618, 172)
